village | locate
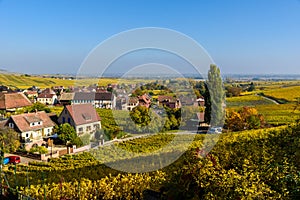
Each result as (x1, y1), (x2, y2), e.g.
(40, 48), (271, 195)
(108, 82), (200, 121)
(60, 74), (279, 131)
(0, 82), (206, 162)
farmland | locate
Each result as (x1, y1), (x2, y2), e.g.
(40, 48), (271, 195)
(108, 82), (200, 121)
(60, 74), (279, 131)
(2, 123), (300, 199)
(262, 86), (300, 102)
(0, 73), (154, 89)
(226, 95), (275, 108)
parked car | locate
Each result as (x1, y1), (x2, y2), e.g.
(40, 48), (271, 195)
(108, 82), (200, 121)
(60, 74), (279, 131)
(3, 156), (21, 164)
(2, 157), (10, 165)
(207, 127), (222, 134)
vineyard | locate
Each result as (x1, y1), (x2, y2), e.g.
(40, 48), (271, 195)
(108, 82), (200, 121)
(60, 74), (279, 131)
(2, 123), (300, 199)
(262, 86), (300, 102)
(226, 95), (275, 108)
(0, 73), (154, 89)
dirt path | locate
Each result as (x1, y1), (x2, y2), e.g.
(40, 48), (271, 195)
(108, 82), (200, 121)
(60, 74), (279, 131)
(257, 94), (280, 105)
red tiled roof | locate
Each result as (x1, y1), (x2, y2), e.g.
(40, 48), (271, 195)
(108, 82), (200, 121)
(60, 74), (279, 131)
(129, 97), (139, 104)
(65, 104), (101, 126)
(138, 94), (151, 104)
(25, 91), (38, 95)
(157, 95), (176, 103)
(0, 93), (32, 110)
(10, 111), (55, 132)
(41, 88), (56, 94)
(38, 93), (56, 98)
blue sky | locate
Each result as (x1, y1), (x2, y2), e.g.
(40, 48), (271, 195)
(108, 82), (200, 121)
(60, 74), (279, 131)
(0, 0), (299, 75)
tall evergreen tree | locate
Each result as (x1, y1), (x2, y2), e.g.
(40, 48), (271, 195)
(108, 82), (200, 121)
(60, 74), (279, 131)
(204, 64), (225, 126)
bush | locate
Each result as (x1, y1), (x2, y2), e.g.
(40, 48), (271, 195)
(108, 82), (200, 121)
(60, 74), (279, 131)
(29, 146), (48, 154)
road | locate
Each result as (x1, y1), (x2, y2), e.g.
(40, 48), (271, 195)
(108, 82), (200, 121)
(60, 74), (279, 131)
(4, 153), (42, 164)
(257, 94), (280, 105)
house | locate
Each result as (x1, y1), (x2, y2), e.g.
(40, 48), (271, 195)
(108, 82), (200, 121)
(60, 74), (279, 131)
(138, 94), (151, 108)
(0, 92), (32, 112)
(94, 92), (116, 109)
(5, 111), (55, 150)
(71, 92), (95, 106)
(157, 95), (181, 109)
(0, 85), (13, 92)
(126, 97), (139, 111)
(116, 97), (127, 110)
(57, 104), (101, 136)
(180, 96), (199, 107)
(59, 92), (75, 106)
(24, 90), (38, 99)
(37, 88), (58, 105)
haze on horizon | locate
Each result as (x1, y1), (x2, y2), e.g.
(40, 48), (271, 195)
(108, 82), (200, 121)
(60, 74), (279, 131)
(0, 0), (300, 75)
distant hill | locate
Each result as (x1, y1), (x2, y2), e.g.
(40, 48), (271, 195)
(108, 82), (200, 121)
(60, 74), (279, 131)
(0, 72), (105, 89)
(0, 73), (134, 89)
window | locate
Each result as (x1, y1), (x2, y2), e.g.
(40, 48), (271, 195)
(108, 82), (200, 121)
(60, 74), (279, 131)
(68, 118), (71, 123)
(8, 123), (14, 128)
(86, 126), (91, 132)
(62, 117), (65, 123)
(78, 127), (83, 133)
(26, 133), (29, 138)
(94, 124), (100, 130)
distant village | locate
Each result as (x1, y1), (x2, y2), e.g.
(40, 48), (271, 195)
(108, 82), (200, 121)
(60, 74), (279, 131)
(0, 82), (205, 159)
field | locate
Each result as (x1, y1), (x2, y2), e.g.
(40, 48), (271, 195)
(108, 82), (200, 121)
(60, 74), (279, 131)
(262, 86), (300, 102)
(226, 95), (275, 107)
(3, 123), (300, 199)
(226, 83), (300, 125)
(0, 73), (154, 89)
(256, 103), (300, 125)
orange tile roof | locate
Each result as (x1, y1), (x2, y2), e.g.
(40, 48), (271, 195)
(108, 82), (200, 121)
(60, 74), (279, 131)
(65, 104), (101, 126)
(0, 93), (32, 110)
(38, 93), (56, 98)
(10, 111), (55, 132)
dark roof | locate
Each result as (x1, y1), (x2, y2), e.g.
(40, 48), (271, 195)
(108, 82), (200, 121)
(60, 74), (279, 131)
(10, 111), (55, 132)
(0, 93), (32, 110)
(95, 92), (113, 101)
(64, 104), (101, 126)
(73, 92), (95, 101)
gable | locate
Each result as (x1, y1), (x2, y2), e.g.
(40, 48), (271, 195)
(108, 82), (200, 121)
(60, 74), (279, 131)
(63, 104), (101, 126)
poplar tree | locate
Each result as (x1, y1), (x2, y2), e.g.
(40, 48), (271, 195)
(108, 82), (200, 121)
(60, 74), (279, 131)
(204, 64), (225, 126)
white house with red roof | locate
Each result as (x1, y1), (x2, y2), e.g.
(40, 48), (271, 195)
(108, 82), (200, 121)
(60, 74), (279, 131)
(57, 104), (101, 136)
(37, 88), (58, 105)
(0, 92), (32, 112)
(5, 111), (56, 149)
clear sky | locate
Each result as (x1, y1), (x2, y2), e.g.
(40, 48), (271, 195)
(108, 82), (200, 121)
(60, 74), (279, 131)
(0, 0), (299, 75)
